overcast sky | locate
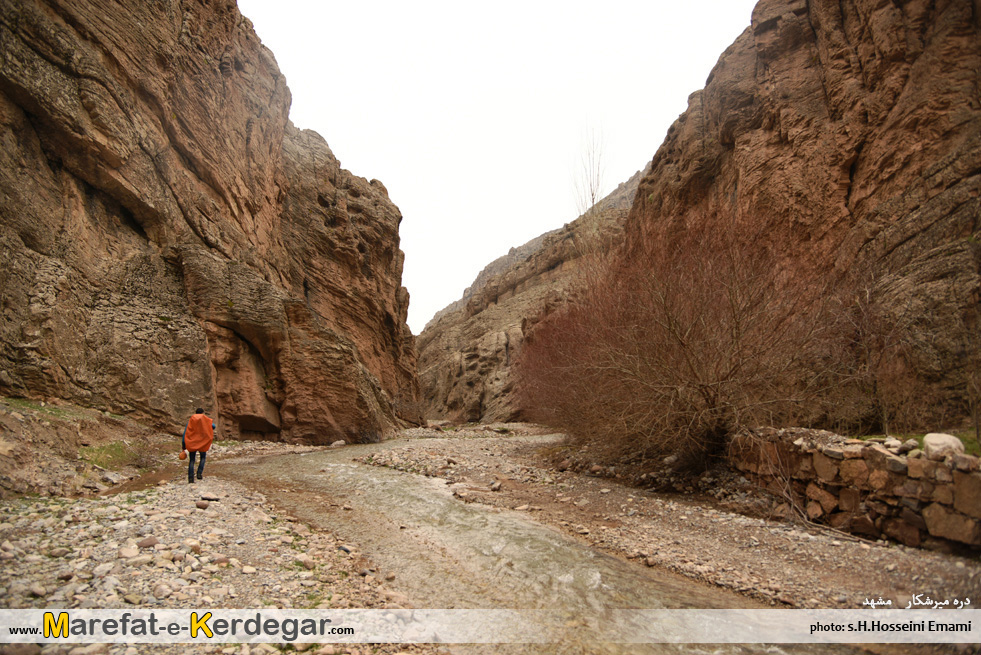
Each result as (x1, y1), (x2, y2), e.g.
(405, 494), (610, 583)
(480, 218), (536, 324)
(236, 0), (760, 333)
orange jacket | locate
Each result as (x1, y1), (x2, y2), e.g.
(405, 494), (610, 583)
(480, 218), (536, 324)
(183, 413), (214, 452)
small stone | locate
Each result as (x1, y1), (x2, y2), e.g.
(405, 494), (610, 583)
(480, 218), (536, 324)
(821, 447), (845, 460)
(123, 594), (142, 604)
(137, 536), (159, 549)
(3, 645), (42, 655)
(118, 547), (139, 559)
(196, 500), (210, 510)
(330, 440), (346, 448)
(884, 455), (908, 475)
(600, 488), (611, 494)
(489, 481), (501, 492)
(153, 585), (172, 599)
(897, 439), (919, 455)
(69, 645), (108, 655)
(242, 566), (257, 574)
(48, 547), (70, 558)
(953, 454), (980, 473)
(29, 583), (46, 597)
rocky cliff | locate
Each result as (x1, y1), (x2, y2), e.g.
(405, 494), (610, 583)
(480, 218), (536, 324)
(423, 0), (980, 425)
(417, 168), (646, 422)
(0, 0), (418, 443)
(624, 0), (980, 386)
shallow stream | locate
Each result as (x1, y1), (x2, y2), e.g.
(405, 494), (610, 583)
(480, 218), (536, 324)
(217, 439), (867, 655)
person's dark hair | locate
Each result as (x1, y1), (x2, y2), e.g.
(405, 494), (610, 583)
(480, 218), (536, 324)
(195, 407), (204, 414)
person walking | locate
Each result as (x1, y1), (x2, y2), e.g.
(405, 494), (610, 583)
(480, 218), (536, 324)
(182, 408), (215, 483)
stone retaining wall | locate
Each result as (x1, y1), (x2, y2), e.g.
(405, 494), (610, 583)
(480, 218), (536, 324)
(727, 428), (980, 549)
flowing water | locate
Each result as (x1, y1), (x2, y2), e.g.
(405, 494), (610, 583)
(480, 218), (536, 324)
(217, 440), (871, 655)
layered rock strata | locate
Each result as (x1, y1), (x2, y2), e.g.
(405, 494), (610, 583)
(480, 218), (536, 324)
(0, 0), (417, 443)
(417, 168), (646, 422)
(624, 0), (980, 386)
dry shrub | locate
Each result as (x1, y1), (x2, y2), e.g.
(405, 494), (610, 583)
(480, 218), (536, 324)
(515, 228), (830, 470)
(815, 262), (974, 436)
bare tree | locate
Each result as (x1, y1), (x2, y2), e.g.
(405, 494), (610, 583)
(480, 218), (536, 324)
(516, 227), (831, 470)
(573, 128), (605, 218)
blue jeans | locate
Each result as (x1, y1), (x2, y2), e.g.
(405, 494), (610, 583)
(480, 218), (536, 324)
(188, 451), (206, 481)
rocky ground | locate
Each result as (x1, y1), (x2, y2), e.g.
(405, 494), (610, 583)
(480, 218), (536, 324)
(0, 443), (442, 655)
(361, 424), (980, 613)
(2, 420), (979, 655)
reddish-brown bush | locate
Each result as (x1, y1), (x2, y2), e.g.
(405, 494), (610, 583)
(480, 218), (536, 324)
(516, 229), (830, 470)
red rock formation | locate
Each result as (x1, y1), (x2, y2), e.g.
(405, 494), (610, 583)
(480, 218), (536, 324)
(0, 0), (417, 442)
(625, 0), (980, 378)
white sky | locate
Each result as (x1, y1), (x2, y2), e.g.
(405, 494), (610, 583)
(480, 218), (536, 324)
(236, 0), (759, 333)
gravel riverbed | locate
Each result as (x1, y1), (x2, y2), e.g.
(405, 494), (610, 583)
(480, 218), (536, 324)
(0, 441), (441, 655)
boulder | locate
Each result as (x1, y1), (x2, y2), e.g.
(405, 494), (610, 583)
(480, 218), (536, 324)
(922, 434), (965, 461)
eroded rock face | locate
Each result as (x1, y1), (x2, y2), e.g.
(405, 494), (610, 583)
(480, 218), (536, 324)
(421, 0), (979, 424)
(0, 0), (417, 442)
(417, 170), (645, 422)
(624, 0), (980, 380)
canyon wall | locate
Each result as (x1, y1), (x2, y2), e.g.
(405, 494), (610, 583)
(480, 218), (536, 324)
(0, 0), (418, 443)
(422, 0), (979, 425)
(624, 0), (980, 389)
(417, 169), (646, 422)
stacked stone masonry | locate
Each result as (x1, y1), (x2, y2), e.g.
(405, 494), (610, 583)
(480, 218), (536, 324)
(728, 428), (981, 549)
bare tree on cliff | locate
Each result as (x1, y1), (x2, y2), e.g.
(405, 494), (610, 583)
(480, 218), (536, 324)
(573, 128), (605, 218)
